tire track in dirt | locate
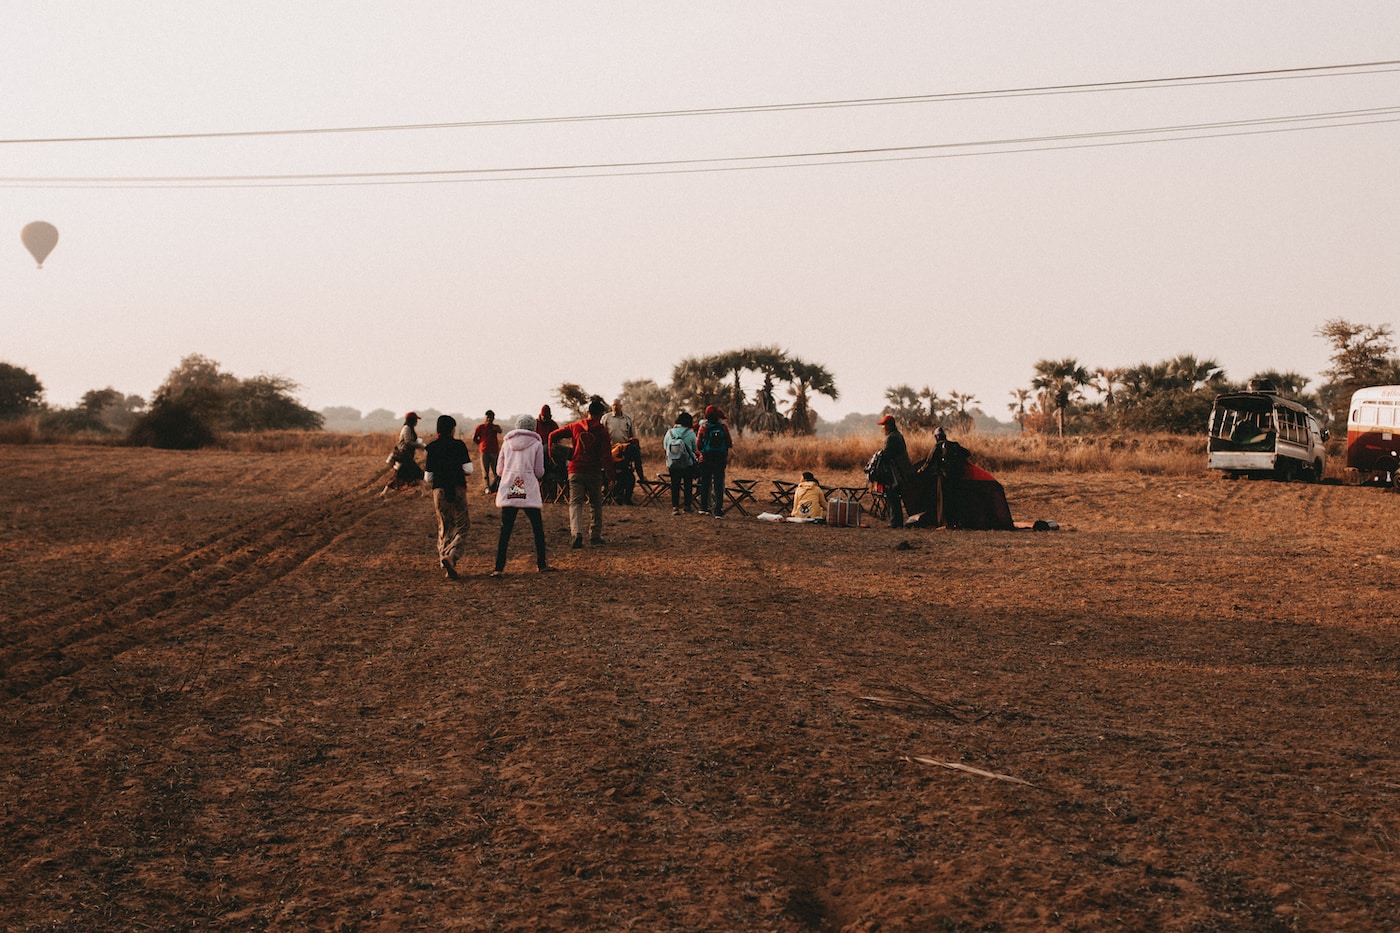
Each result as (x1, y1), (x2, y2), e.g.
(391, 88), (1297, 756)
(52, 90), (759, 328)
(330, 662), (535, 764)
(0, 485), (385, 702)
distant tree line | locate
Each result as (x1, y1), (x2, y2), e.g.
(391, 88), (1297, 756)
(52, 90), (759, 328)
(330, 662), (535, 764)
(879, 385), (981, 433)
(1000, 319), (1400, 437)
(7, 319), (1394, 447)
(0, 354), (322, 448)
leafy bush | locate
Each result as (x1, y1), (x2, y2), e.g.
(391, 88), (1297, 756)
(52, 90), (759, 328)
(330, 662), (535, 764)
(127, 399), (217, 450)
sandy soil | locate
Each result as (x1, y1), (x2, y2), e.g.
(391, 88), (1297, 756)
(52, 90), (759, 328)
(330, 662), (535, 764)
(2, 445), (1398, 931)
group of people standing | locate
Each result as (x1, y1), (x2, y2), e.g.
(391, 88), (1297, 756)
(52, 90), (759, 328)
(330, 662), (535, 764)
(380, 396), (724, 579)
(660, 405), (733, 516)
(384, 403), (1007, 578)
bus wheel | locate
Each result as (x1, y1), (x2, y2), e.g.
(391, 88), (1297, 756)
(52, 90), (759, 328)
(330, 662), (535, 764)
(1275, 461), (1296, 482)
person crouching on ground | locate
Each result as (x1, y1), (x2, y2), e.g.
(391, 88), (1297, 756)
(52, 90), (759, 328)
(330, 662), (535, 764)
(791, 471), (826, 521)
(424, 414), (473, 579)
(548, 397), (615, 548)
(491, 414), (554, 576)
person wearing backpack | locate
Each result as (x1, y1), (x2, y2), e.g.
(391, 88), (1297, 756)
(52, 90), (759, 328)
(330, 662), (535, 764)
(695, 405), (733, 518)
(876, 414), (917, 528)
(547, 397), (616, 548)
(662, 410), (699, 515)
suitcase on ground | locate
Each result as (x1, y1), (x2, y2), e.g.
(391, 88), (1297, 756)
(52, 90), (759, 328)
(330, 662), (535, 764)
(826, 494), (861, 527)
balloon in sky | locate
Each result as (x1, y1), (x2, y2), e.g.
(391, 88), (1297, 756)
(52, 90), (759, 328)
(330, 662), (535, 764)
(21, 221), (60, 268)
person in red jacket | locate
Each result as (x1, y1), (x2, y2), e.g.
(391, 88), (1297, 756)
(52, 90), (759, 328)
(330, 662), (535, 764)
(548, 397), (616, 549)
(471, 410), (503, 494)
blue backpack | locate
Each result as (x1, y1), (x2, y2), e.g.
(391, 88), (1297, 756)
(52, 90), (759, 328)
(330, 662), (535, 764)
(700, 423), (727, 455)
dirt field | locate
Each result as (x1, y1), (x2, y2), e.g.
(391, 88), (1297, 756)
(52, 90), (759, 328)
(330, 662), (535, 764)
(2, 445), (1397, 931)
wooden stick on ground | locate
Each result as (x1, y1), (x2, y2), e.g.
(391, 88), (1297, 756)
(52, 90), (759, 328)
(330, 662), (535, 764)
(904, 755), (1036, 788)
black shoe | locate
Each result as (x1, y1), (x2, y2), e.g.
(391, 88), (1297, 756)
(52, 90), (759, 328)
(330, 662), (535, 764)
(590, 537), (605, 546)
(441, 559), (458, 580)
(571, 536), (584, 549)
(538, 565), (557, 573)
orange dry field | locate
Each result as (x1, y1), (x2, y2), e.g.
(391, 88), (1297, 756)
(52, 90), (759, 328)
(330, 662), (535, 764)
(3, 445), (1398, 932)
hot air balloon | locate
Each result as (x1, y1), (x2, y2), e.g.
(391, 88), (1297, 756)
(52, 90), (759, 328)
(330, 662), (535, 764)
(22, 222), (59, 268)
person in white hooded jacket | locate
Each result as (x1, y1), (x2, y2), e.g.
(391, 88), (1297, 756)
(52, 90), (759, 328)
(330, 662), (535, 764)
(491, 415), (554, 575)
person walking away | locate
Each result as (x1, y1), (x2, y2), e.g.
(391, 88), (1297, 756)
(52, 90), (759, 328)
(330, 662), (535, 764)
(791, 471), (826, 520)
(695, 405), (733, 518)
(603, 398), (644, 494)
(878, 414), (917, 528)
(472, 410), (503, 494)
(663, 411), (699, 514)
(424, 415), (473, 579)
(379, 411), (426, 496)
(491, 415), (553, 575)
(548, 398), (615, 548)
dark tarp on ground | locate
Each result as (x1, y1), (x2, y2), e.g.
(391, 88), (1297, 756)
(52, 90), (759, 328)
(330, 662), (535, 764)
(899, 452), (1015, 530)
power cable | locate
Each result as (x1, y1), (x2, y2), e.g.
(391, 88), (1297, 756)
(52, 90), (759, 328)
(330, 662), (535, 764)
(1, 59), (1397, 145)
(3, 105), (1396, 188)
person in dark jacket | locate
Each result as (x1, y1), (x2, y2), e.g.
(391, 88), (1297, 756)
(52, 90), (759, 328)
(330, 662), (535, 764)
(534, 404), (562, 502)
(424, 414), (473, 579)
(877, 414), (917, 528)
(695, 405), (733, 518)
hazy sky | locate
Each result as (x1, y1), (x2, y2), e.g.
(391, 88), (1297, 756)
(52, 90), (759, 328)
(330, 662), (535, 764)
(5, 3), (1399, 424)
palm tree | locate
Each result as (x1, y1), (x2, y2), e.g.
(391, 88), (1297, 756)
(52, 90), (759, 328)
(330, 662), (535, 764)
(1166, 354), (1226, 392)
(708, 350), (753, 434)
(1093, 367), (1127, 407)
(619, 378), (672, 436)
(669, 356), (725, 416)
(883, 384), (921, 424)
(918, 386), (942, 429)
(746, 346), (792, 435)
(1008, 388), (1032, 431)
(1031, 358), (1091, 437)
(949, 391), (977, 434)
(784, 358), (839, 435)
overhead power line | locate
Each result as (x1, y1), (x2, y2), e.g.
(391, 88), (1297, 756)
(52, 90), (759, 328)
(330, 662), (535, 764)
(4, 104), (1397, 189)
(1, 59), (1398, 145)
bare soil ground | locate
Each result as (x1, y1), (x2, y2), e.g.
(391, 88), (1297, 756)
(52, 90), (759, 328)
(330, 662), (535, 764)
(2, 445), (1398, 932)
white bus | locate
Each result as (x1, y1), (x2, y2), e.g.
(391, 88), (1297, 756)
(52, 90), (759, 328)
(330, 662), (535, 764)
(1345, 385), (1400, 485)
(1207, 391), (1328, 481)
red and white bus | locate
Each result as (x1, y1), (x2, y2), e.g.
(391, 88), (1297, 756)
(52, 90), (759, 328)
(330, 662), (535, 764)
(1346, 385), (1400, 485)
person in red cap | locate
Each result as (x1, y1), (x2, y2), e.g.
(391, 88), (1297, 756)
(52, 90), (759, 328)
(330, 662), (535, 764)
(695, 405), (734, 517)
(877, 414), (916, 527)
